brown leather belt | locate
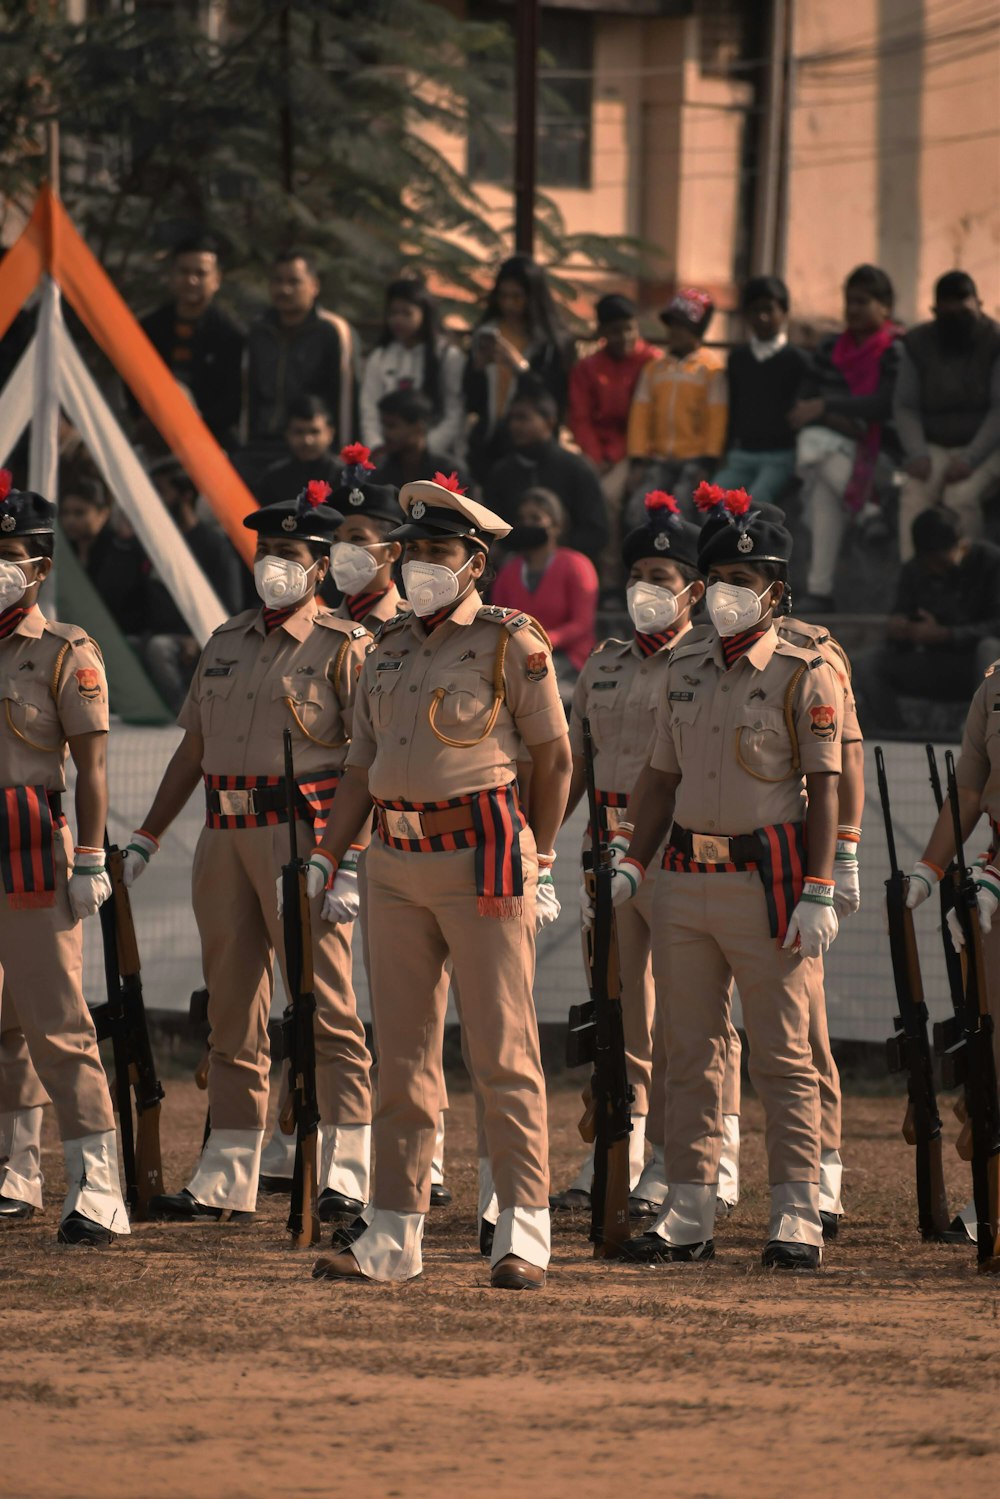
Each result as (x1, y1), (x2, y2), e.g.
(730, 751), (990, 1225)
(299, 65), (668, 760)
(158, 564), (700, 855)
(377, 805), (478, 841)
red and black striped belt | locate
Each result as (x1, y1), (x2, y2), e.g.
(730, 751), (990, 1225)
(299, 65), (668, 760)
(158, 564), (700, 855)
(663, 820), (807, 945)
(204, 771), (341, 833)
(374, 787), (526, 919)
(586, 789), (629, 841)
(0, 786), (68, 910)
(668, 823), (763, 866)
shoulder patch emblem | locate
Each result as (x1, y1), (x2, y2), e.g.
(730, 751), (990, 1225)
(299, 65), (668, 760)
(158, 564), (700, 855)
(525, 651), (549, 682)
(75, 666), (102, 700)
(809, 704), (836, 739)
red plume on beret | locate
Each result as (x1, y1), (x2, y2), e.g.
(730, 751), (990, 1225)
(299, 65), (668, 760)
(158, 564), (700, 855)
(432, 471), (466, 495)
(340, 443), (375, 472)
(724, 488), (752, 517)
(0, 470), (11, 504)
(693, 481), (726, 514)
(304, 480), (332, 509)
(644, 490), (679, 516)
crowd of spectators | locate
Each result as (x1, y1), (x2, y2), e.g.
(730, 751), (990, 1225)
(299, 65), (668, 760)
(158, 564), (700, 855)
(6, 230), (999, 733)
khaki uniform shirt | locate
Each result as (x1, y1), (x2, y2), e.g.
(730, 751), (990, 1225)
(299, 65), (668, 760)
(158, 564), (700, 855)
(569, 623), (693, 797)
(334, 582), (407, 635)
(347, 590), (568, 803)
(650, 624), (843, 834)
(0, 606), (108, 791)
(778, 616), (861, 744)
(178, 595), (368, 777)
(956, 660), (1000, 819)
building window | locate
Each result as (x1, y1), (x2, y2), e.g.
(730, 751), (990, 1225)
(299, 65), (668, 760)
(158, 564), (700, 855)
(468, 6), (594, 191)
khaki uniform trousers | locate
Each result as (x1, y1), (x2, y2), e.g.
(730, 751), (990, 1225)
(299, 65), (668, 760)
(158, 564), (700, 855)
(365, 831), (548, 1215)
(0, 828), (113, 1139)
(898, 444), (1000, 561)
(653, 869), (821, 1185)
(192, 821), (371, 1131)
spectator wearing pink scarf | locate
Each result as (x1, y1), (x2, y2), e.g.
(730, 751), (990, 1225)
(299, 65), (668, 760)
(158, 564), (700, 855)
(790, 264), (902, 613)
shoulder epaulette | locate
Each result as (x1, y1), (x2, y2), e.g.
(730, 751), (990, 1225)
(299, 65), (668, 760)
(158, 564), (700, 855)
(669, 634), (709, 661)
(477, 605), (532, 634)
(780, 614), (828, 646)
(372, 611), (411, 642)
(315, 613), (368, 640)
(593, 636), (629, 654)
(42, 618), (91, 648)
(212, 609), (257, 636)
(985, 660), (1000, 679)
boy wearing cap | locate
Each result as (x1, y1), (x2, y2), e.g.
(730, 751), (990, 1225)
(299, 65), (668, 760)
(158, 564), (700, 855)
(305, 475), (572, 1290)
(625, 289), (727, 530)
(612, 486), (842, 1269)
(125, 481), (373, 1224)
(0, 472), (130, 1245)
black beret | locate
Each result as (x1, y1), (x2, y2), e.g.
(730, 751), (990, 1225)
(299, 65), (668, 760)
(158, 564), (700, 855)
(0, 472), (54, 535)
(244, 479), (344, 546)
(596, 293), (636, 325)
(622, 491), (700, 571)
(330, 478), (403, 527)
(694, 483), (792, 570)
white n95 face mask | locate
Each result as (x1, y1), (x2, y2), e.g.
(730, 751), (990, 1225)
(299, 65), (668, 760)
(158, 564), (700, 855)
(254, 556), (316, 609)
(330, 542), (382, 595)
(402, 557), (473, 618)
(627, 581), (690, 634)
(0, 557), (43, 609)
(705, 581), (771, 637)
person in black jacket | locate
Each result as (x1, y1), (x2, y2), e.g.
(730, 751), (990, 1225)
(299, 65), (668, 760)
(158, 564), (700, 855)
(132, 235), (245, 450)
(482, 381), (608, 565)
(463, 254), (572, 482)
(58, 479), (148, 639)
(369, 389), (468, 490)
(789, 263), (902, 613)
(256, 396), (345, 507)
(853, 505), (1000, 732)
(713, 275), (809, 507)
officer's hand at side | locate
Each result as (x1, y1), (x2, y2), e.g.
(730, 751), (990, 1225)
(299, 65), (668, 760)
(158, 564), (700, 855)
(579, 853), (644, 921)
(946, 865), (1000, 952)
(68, 849), (112, 921)
(536, 868), (561, 931)
(122, 830), (159, 888)
(833, 843), (860, 918)
(321, 849), (361, 924)
(782, 883), (839, 959)
(275, 850), (335, 918)
(905, 861), (941, 910)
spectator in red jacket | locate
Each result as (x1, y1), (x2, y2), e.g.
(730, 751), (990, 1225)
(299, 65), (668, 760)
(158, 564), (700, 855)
(492, 486), (597, 706)
(568, 294), (661, 595)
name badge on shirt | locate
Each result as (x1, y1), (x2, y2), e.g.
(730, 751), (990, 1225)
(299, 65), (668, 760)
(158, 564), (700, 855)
(377, 660), (403, 672)
(669, 690), (695, 701)
(204, 665), (234, 678)
(592, 681), (619, 691)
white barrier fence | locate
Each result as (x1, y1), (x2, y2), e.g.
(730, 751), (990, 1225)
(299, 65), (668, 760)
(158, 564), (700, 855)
(84, 728), (980, 1044)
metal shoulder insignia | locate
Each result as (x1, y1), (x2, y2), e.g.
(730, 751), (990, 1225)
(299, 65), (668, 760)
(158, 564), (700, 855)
(478, 605), (531, 633)
(372, 612), (410, 642)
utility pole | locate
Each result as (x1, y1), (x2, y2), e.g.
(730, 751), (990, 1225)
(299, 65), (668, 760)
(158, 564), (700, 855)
(514, 0), (538, 257)
(750, 0), (789, 276)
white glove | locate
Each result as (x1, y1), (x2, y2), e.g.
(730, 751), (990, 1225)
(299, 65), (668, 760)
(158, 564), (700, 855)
(906, 860), (941, 910)
(833, 840), (860, 918)
(536, 868), (561, 930)
(321, 849), (361, 924)
(68, 848), (112, 921)
(276, 849), (335, 918)
(122, 829), (158, 888)
(782, 881), (839, 959)
(946, 864), (1000, 951)
(579, 852), (644, 920)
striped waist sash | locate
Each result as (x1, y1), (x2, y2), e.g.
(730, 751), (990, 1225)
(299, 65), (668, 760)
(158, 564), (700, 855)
(374, 787), (526, 919)
(662, 820), (807, 943)
(204, 771), (341, 835)
(586, 788), (630, 841)
(0, 787), (68, 910)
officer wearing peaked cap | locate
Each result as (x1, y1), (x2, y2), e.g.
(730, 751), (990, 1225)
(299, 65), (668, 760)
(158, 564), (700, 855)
(609, 483), (843, 1270)
(326, 445), (408, 633)
(0, 472), (129, 1245)
(125, 480), (373, 1225)
(303, 474), (572, 1290)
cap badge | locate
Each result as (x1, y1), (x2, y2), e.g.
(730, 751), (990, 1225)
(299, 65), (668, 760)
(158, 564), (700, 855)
(411, 500), (426, 520)
(0, 515), (15, 533)
(737, 532), (754, 553)
(281, 515), (297, 532)
(349, 488), (365, 508)
(653, 533), (669, 552)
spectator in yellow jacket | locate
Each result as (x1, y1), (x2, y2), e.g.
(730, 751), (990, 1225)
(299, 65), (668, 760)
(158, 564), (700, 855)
(624, 289), (727, 531)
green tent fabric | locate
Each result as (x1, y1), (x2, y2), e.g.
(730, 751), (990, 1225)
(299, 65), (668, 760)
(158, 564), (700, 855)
(54, 533), (173, 725)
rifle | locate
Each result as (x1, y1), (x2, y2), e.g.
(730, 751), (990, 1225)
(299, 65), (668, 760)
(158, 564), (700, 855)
(93, 842), (165, 1220)
(565, 716), (633, 1258)
(876, 746), (951, 1239)
(926, 746), (967, 1017)
(931, 753), (1000, 1271)
(279, 729), (321, 1248)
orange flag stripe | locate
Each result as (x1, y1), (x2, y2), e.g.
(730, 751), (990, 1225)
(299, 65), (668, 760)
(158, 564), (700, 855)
(0, 185), (258, 564)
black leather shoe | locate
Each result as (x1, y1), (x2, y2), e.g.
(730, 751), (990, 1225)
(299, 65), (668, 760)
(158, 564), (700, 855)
(429, 1182), (453, 1207)
(820, 1211), (840, 1241)
(317, 1190), (366, 1225)
(622, 1232), (715, 1264)
(57, 1211), (113, 1247)
(258, 1174), (294, 1196)
(148, 1189), (253, 1224)
(762, 1239), (820, 1270)
(629, 1194), (661, 1219)
(479, 1217), (496, 1257)
(549, 1188), (590, 1212)
(491, 1254), (545, 1290)
(942, 1213), (975, 1245)
(330, 1214), (367, 1251)
(0, 1197), (35, 1221)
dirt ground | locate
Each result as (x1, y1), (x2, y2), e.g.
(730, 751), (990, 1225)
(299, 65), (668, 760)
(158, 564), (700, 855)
(1, 1081), (997, 1499)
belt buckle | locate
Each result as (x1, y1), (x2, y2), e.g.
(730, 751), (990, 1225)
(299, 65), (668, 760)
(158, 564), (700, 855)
(603, 807), (624, 833)
(384, 808), (425, 840)
(218, 788), (257, 816)
(692, 833), (730, 863)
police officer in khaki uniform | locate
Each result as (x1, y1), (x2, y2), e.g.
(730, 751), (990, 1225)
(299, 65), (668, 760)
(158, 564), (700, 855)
(610, 488), (842, 1269)
(305, 476), (572, 1289)
(0, 476), (129, 1244)
(551, 492), (744, 1217)
(906, 653), (1000, 1242)
(125, 482), (373, 1222)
